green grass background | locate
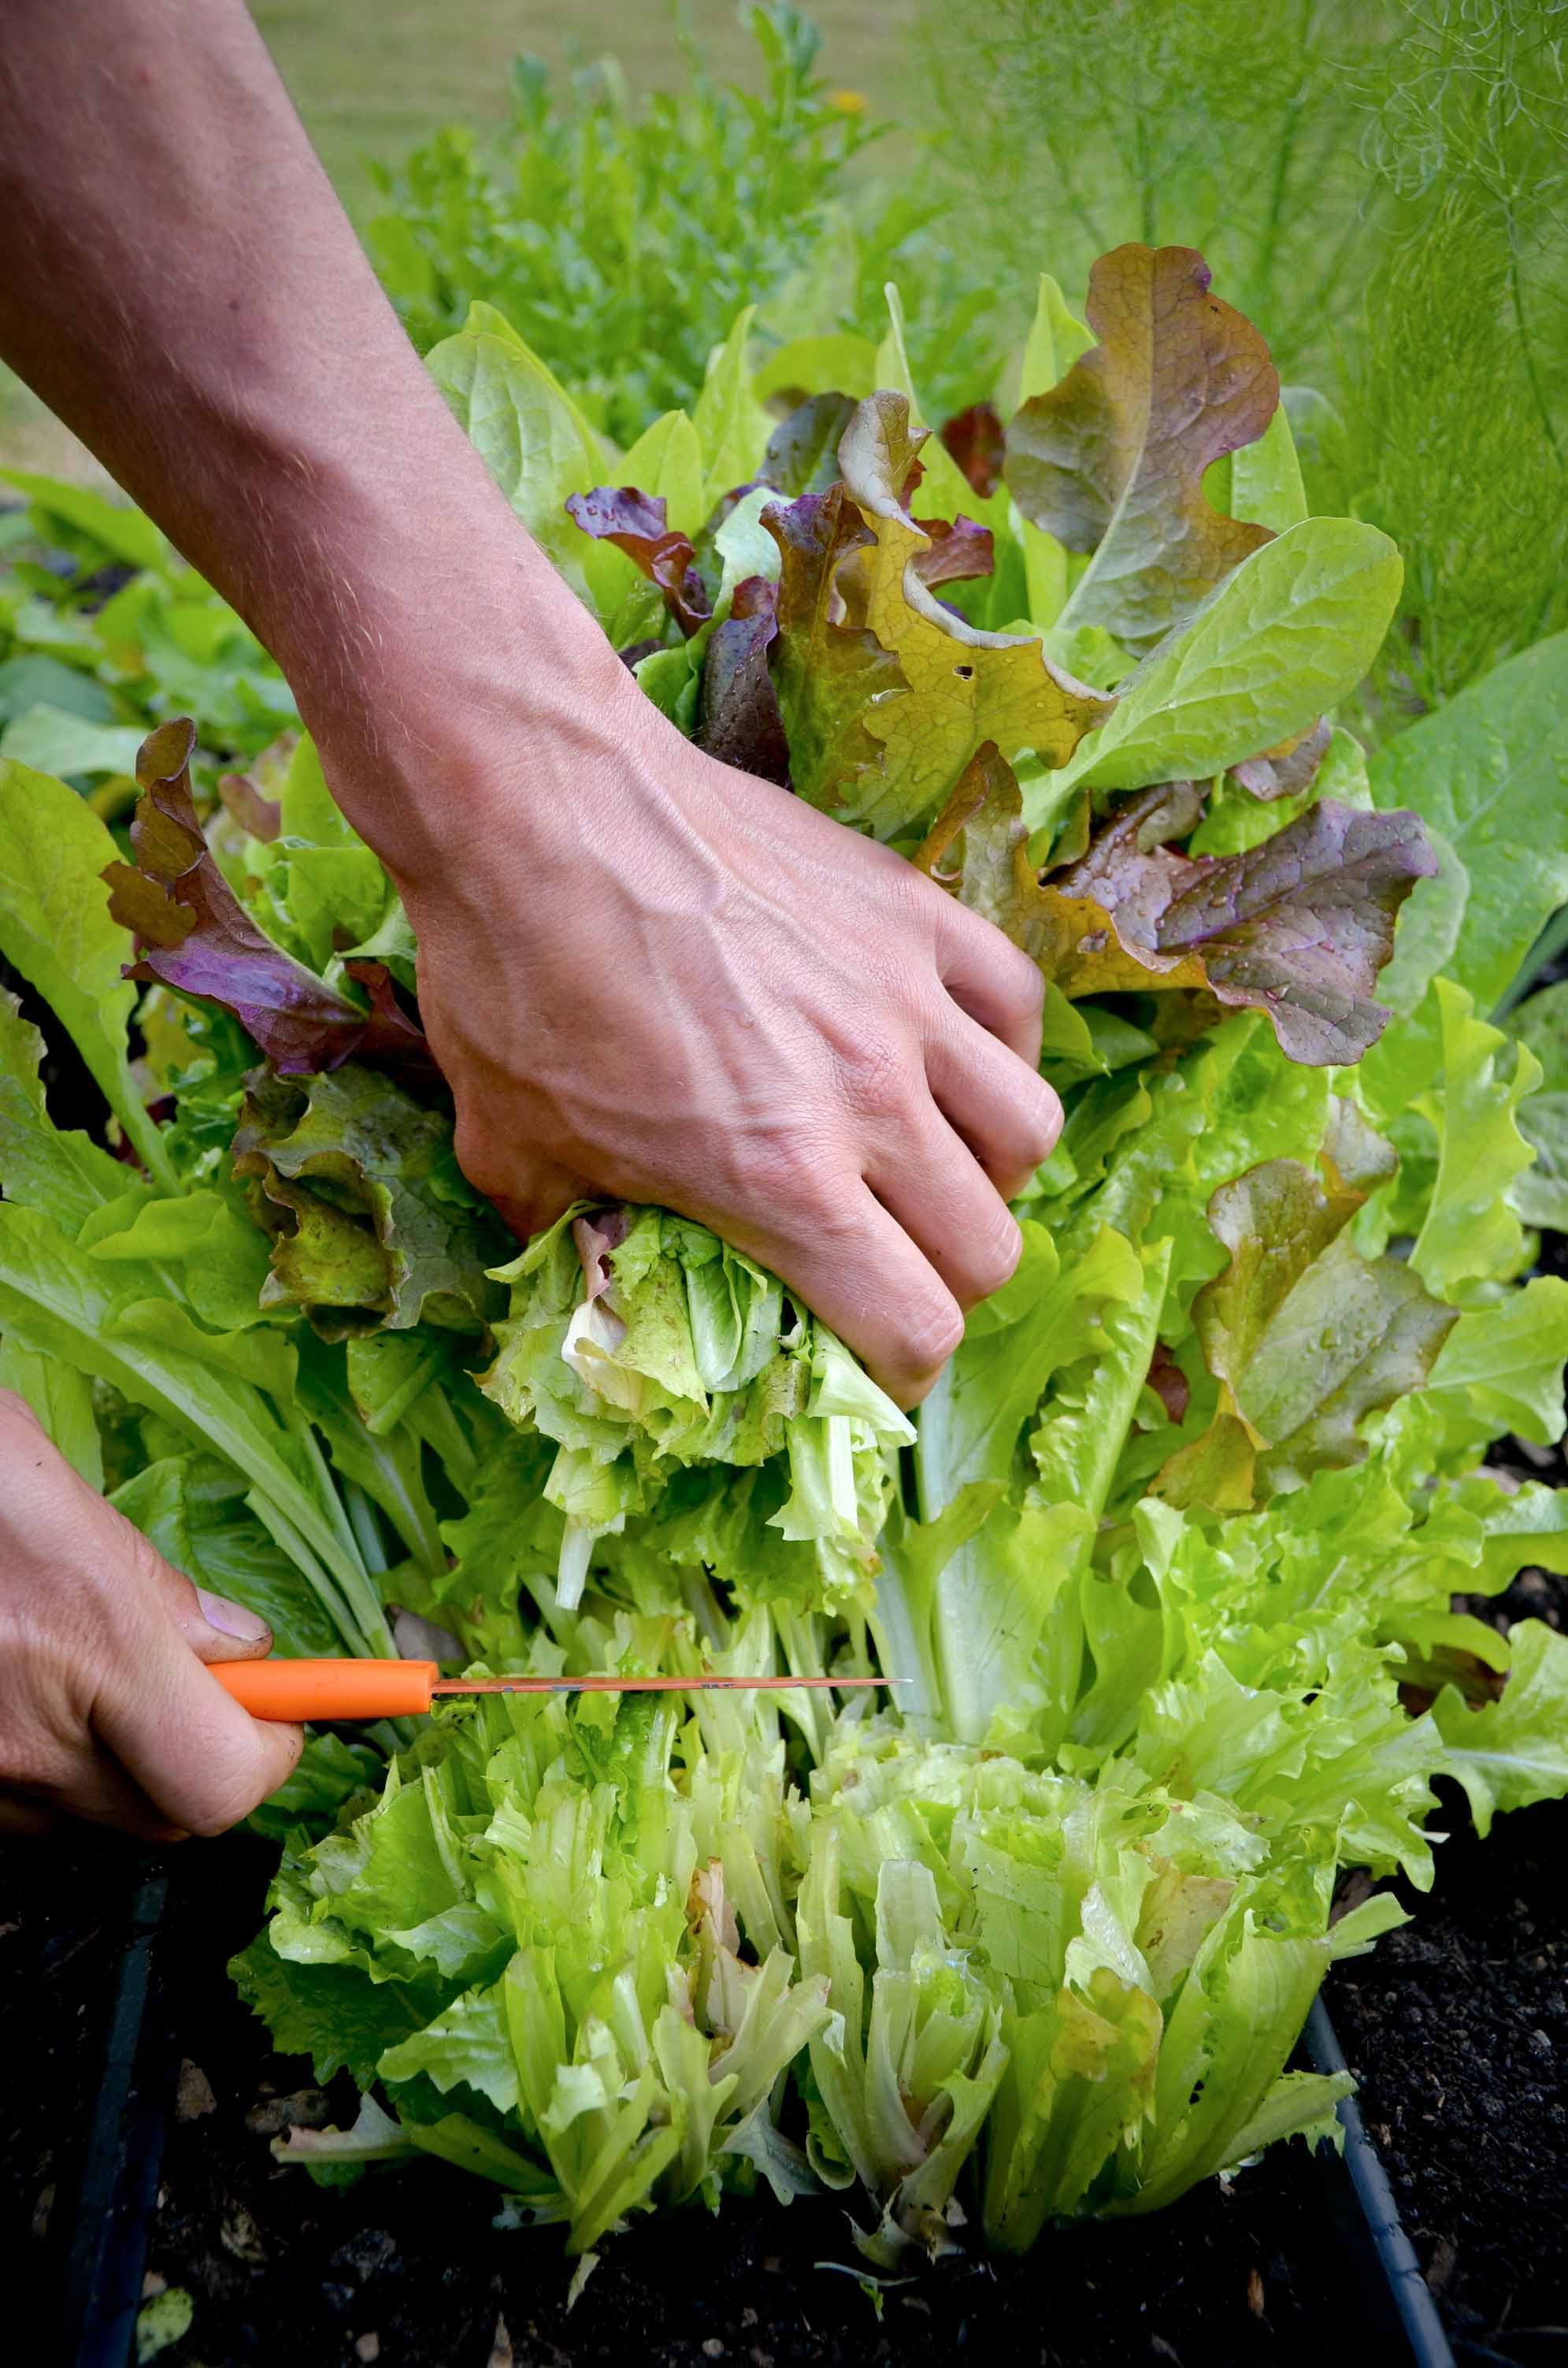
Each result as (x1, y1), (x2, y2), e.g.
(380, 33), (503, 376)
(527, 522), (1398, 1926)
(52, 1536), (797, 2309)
(254, 0), (915, 216)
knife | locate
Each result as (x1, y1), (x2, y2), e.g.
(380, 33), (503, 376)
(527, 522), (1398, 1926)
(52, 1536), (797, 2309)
(211, 1657), (895, 1722)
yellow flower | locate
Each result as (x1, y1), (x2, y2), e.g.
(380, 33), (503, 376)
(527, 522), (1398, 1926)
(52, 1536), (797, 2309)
(828, 89), (867, 116)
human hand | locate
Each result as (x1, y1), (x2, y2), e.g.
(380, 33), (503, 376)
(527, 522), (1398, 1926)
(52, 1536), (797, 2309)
(0, 1393), (302, 1839)
(375, 673), (1061, 1406)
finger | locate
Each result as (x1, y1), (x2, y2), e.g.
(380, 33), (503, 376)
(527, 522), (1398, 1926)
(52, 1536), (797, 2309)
(16, 1751), (188, 1843)
(172, 1587), (274, 1664)
(865, 1107), (1023, 1312)
(94, 1615), (304, 1839)
(924, 1010), (1063, 1201)
(934, 900), (1047, 1068)
(736, 1180), (965, 1408)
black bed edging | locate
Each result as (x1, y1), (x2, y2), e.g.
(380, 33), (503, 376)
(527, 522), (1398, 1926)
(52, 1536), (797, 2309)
(59, 1852), (176, 2368)
(1305, 1998), (1456, 2368)
(61, 1862), (1461, 2368)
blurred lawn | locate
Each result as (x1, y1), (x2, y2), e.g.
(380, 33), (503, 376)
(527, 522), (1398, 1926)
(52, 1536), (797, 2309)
(252, 0), (917, 219)
(2, 0), (917, 479)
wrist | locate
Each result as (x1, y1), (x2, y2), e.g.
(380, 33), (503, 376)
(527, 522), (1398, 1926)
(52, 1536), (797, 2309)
(302, 576), (664, 896)
(264, 477), (643, 887)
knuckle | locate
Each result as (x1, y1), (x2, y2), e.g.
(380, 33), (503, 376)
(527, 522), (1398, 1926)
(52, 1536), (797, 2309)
(835, 1030), (909, 1117)
(728, 1124), (840, 1212)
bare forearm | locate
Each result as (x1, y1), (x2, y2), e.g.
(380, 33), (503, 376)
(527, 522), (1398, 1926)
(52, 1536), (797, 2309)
(0, 0), (617, 871)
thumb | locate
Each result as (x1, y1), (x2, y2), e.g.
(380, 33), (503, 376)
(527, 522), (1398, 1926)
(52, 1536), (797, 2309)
(169, 1583), (276, 1663)
(95, 1553), (304, 1836)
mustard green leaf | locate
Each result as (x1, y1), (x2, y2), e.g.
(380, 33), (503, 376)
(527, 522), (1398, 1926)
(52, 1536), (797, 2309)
(0, 983), (128, 1230)
(692, 306), (770, 513)
(429, 303), (607, 595)
(1365, 631), (1568, 1104)
(1228, 399), (1308, 534)
(1048, 519), (1403, 803)
(0, 755), (174, 1187)
(614, 408), (705, 538)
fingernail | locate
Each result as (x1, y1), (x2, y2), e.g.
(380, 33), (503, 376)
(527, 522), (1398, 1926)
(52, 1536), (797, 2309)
(197, 1588), (271, 1643)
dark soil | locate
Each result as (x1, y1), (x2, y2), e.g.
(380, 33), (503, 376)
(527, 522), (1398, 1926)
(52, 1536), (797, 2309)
(1329, 1790), (1568, 2367)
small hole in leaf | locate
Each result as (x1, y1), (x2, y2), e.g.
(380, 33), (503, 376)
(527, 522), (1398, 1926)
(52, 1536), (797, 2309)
(955, 663), (975, 680)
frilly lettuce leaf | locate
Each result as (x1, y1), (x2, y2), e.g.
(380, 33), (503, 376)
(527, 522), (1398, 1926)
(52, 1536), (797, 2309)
(822, 392), (1111, 837)
(247, 1687), (829, 2249)
(104, 721), (431, 1082)
(232, 1060), (506, 1338)
(1507, 981), (1568, 1233)
(480, 1205), (910, 1612)
(1410, 978), (1540, 1300)
(1435, 1620), (1568, 1835)
(1006, 243), (1279, 653)
(1040, 793), (1433, 1066)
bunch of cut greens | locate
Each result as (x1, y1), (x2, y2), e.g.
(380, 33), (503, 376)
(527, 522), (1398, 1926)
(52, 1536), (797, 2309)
(4, 239), (1568, 2270)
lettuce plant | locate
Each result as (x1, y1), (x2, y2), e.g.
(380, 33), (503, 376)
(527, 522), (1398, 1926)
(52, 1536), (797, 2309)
(3, 240), (1568, 2270)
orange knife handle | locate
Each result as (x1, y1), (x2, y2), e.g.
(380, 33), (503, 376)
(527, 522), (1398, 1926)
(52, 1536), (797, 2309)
(211, 1658), (438, 1722)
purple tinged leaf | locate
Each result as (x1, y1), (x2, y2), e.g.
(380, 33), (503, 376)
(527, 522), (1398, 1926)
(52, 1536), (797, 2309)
(939, 402), (1006, 500)
(102, 720), (431, 1081)
(818, 392), (1111, 837)
(755, 393), (860, 500)
(1158, 1155), (1458, 1501)
(909, 514), (995, 592)
(1006, 244), (1279, 651)
(913, 742), (1056, 960)
(1229, 719), (1332, 803)
(763, 483), (905, 815)
(565, 487), (712, 637)
(1044, 796), (1436, 1065)
(695, 576), (790, 785)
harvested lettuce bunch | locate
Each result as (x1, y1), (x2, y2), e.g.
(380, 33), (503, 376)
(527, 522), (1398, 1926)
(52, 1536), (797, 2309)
(235, 1668), (831, 2250)
(480, 1205), (912, 1609)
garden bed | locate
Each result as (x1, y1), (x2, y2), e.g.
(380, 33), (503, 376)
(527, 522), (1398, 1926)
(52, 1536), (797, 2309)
(0, 1830), (1360, 2368)
(7, 1770), (1562, 2368)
